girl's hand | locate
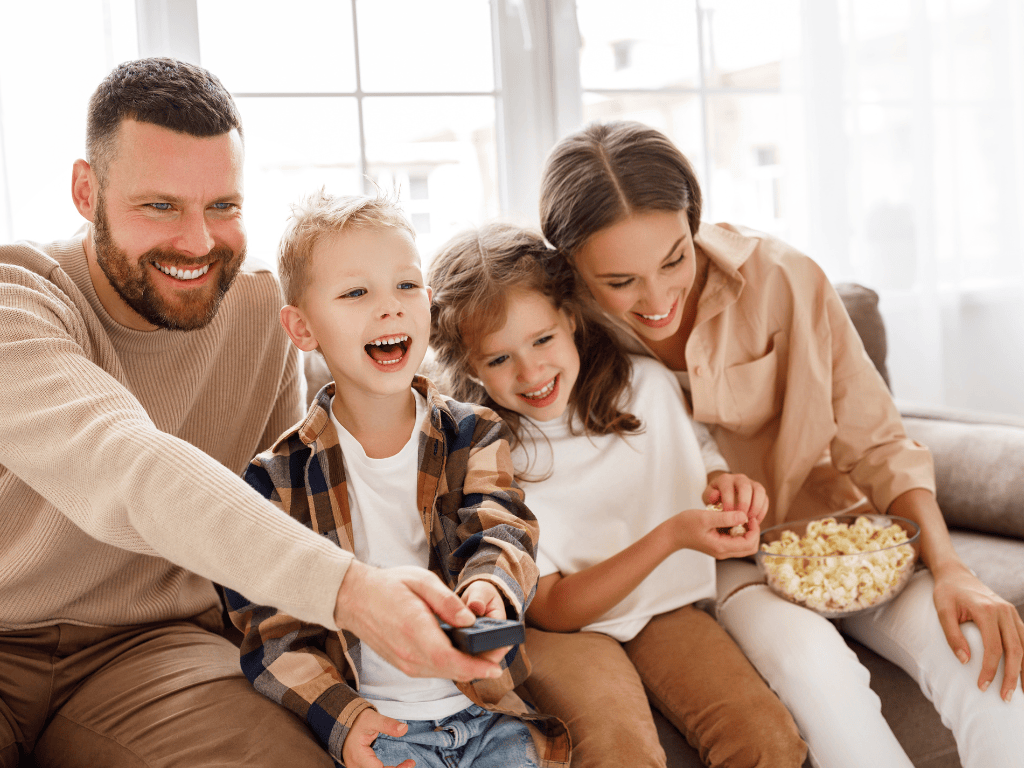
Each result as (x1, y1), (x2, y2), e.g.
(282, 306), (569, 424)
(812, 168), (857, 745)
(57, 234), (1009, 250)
(668, 506), (760, 560)
(704, 471), (769, 527)
(459, 580), (512, 665)
(342, 709), (415, 768)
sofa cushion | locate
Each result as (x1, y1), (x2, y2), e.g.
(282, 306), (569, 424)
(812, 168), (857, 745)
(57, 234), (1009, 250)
(835, 282), (891, 390)
(949, 529), (1024, 614)
(903, 416), (1024, 541)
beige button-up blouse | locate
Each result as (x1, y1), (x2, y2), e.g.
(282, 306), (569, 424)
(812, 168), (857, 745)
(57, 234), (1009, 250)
(613, 221), (936, 527)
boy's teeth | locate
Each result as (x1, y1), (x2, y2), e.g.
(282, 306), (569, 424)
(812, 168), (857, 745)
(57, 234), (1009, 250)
(157, 263), (210, 280)
(370, 335), (410, 346)
(521, 378), (556, 399)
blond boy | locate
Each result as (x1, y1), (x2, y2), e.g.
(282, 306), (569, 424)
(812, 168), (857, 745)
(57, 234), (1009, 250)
(224, 191), (568, 768)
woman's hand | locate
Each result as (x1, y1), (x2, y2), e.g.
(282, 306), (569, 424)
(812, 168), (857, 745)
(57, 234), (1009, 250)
(704, 471), (769, 528)
(341, 709), (415, 768)
(932, 560), (1024, 702)
(892, 487), (1024, 702)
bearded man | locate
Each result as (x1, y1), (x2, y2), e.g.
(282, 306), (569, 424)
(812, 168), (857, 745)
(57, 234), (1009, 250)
(0, 58), (506, 768)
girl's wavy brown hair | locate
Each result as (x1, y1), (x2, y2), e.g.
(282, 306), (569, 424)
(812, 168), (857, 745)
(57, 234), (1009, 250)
(428, 221), (641, 449)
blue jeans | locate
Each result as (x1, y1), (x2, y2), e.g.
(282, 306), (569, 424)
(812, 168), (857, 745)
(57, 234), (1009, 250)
(370, 704), (538, 768)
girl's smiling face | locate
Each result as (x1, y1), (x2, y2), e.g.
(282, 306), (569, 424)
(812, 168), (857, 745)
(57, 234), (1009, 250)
(469, 289), (580, 422)
(573, 209), (697, 343)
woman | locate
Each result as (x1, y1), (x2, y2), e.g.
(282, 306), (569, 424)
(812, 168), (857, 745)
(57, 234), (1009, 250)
(537, 120), (1024, 768)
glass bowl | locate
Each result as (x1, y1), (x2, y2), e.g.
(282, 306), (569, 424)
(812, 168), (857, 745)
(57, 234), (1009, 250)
(755, 513), (921, 619)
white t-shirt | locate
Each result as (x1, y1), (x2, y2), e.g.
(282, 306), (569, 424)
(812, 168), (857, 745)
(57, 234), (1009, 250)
(512, 356), (720, 642)
(330, 390), (472, 721)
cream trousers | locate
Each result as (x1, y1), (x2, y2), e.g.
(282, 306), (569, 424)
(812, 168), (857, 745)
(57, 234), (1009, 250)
(716, 559), (1024, 768)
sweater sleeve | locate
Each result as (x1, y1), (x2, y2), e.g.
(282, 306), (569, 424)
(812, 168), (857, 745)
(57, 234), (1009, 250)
(0, 260), (350, 629)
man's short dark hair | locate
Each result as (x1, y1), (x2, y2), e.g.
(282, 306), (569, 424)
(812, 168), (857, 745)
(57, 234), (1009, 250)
(87, 57), (243, 183)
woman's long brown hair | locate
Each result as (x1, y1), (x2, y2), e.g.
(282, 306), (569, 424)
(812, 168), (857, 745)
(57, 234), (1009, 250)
(539, 120), (703, 260)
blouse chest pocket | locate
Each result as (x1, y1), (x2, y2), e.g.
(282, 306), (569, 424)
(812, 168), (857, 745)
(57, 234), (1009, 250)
(718, 330), (787, 437)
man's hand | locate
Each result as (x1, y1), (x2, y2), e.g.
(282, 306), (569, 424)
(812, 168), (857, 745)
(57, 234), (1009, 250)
(933, 561), (1024, 702)
(342, 709), (415, 768)
(460, 579), (511, 665)
(334, 561), (503, 682)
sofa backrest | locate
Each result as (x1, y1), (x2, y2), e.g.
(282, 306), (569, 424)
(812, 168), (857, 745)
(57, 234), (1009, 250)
(834, 282), (891, 391)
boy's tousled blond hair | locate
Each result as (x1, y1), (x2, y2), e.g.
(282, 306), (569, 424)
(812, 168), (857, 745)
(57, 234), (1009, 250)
(277, 188), (415, 306)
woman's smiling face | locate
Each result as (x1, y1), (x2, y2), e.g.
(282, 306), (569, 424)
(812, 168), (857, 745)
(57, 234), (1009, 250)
(573, 209), (696, 343)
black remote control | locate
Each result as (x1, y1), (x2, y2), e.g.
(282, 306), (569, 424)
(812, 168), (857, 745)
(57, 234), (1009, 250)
(438, 616), (526, 655)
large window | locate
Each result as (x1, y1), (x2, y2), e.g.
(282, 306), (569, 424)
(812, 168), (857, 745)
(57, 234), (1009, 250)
(1, 0), (1022, 413)
(573, 0), (1024, 291)
(196, 0), (503, 261)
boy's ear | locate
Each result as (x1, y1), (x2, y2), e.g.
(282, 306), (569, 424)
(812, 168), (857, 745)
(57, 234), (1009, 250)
(425, 285), (433, 303)
(279, 304), (319, 353)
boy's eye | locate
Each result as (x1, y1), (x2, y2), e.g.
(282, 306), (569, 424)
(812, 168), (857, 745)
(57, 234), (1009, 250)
(534, 334), (554, 346)
(342, 288), (367, 299)
(486, 354), (509, 368)
(398, 281), (418, 290)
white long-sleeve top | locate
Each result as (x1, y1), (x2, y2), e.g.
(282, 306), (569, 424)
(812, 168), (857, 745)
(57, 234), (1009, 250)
(512, 355), (725, 641)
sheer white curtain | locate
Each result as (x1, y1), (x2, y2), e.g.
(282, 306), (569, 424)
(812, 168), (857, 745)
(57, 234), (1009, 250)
(572, 0), (1024, 415)
(804, 0), (1024, 416)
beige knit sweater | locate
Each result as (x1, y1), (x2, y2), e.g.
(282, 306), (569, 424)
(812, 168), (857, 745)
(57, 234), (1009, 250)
(0, 236), (351, 631)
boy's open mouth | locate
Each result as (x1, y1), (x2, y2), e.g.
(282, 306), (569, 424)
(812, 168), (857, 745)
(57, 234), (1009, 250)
(365, 334), (410, 366)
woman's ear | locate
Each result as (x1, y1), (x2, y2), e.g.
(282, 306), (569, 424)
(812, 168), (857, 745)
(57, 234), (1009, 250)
(279, 304), (319, 353)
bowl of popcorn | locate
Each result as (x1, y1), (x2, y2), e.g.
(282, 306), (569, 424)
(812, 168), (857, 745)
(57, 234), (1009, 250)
(756, 514), (921, 618)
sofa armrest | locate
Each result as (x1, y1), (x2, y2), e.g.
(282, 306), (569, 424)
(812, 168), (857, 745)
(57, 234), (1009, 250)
(900, 402), (1024, 540)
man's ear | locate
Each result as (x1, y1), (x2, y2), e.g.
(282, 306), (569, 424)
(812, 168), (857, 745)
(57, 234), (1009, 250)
(279, 304), (319, 353)
(71, 159), (98, 222)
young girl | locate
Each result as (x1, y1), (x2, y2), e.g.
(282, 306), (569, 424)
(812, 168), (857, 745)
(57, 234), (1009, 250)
(427, 222), (807, 768)
(537, 120), (1024, 768)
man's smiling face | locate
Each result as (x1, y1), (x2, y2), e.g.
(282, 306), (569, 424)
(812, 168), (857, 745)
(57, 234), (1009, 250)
(87, 119), (247, 331)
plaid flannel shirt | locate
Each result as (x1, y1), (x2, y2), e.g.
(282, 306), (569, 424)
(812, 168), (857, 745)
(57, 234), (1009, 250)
(225, 376), (570, 766)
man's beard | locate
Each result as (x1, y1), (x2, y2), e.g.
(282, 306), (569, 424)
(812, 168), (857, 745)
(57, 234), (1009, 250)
(92, 196), (245, 331)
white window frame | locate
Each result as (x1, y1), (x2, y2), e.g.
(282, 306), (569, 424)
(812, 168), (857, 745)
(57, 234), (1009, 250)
(134, 0), (581, 225)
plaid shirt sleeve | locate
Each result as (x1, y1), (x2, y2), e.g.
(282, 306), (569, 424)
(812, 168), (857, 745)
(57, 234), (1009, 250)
(226, 457), (373, 762)
(455, 413), (540, 617)
(426, 390), (540, 622)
